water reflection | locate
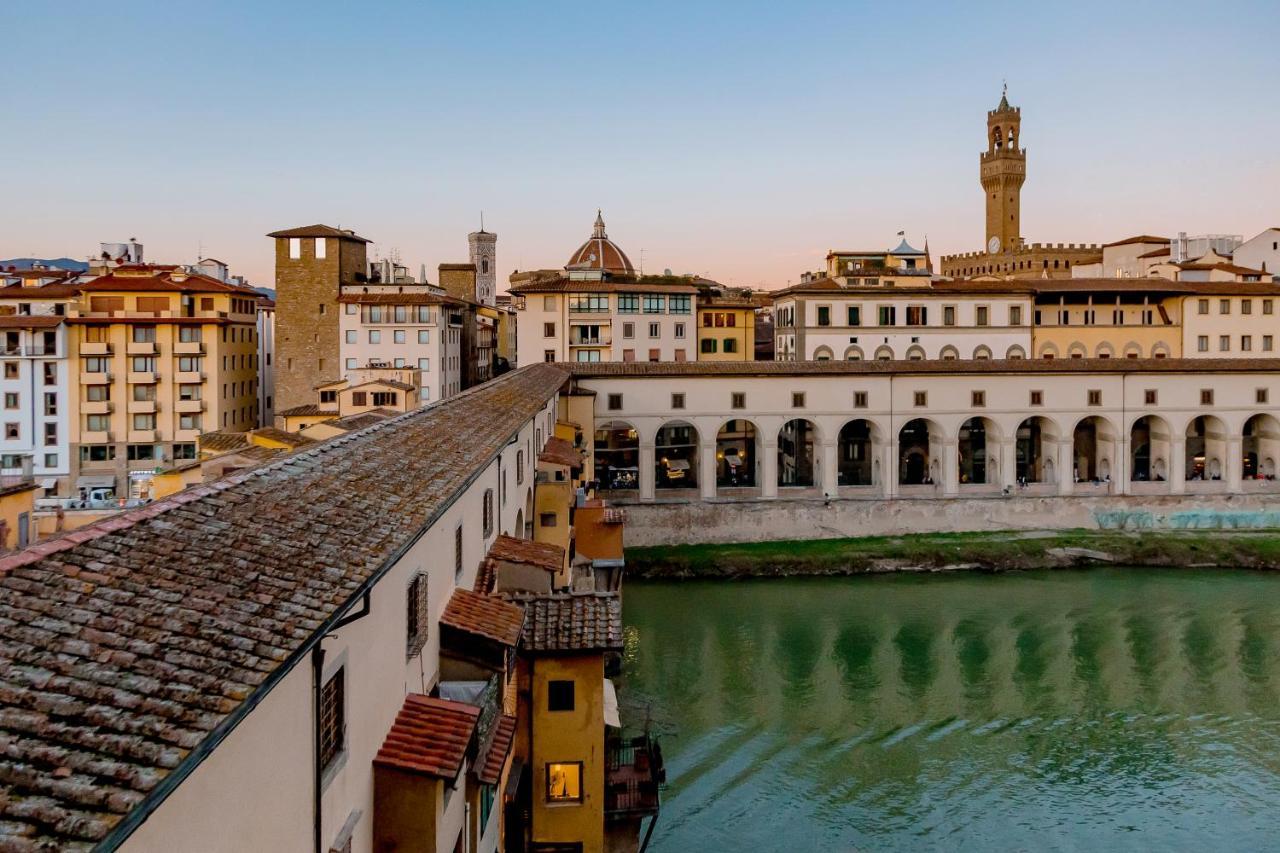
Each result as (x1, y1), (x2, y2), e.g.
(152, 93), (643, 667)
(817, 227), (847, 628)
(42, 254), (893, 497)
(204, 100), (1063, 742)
(621, 569), (1280, 851)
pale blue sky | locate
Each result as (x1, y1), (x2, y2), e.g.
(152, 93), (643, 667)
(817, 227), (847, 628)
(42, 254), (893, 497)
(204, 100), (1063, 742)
(4, 0), (1278, 288)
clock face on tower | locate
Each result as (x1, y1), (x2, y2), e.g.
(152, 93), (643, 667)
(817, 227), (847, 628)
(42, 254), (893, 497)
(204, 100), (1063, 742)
(988, 236), (1001, 254)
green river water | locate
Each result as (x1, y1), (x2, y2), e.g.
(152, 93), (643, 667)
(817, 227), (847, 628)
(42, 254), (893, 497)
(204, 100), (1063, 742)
(620, 568), (1280, 851)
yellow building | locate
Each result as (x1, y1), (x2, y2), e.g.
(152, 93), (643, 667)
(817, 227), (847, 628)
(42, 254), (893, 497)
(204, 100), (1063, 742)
(696, 294), (758, 361)
(534, 436), (583, 586)
(0, 477), (40, 549)
(518, 593), (623, 853)
(68, 265), (261, 499)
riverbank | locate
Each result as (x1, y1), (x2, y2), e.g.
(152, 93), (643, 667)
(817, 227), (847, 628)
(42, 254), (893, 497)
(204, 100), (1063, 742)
(624, 528), (1280, 578)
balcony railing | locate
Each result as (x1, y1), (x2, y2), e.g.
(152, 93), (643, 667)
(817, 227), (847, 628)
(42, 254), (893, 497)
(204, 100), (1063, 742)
(605, 734), (664, 820)
(0, 346), (60, 357)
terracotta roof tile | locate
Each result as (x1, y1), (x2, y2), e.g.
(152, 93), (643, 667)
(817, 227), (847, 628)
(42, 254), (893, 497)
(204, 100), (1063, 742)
(198, 430), (250, 454)
(473, 558), (497, 595)
(538, 437), (582, 468)
(336, 292), (455, 306)
(476, 715), (516, 785)
(1103, 235), (1170, 247)
(566, 357), (1280, 377)
(0, 363), (568, 847)
(266, 224), (371, 243)
(374, 694), (479, 779)
(441, 588), (525, 647)
(519, 592), (623, 653)
(488, 535), (563, 573)
(276, 404), (336, 418)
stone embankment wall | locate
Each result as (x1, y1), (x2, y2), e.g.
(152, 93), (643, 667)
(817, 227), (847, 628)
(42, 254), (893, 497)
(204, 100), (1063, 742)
(620, 494), (1280, 547)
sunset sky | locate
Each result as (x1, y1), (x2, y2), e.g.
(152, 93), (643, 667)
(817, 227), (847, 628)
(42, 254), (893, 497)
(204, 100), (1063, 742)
(6, 0), (1278, 290)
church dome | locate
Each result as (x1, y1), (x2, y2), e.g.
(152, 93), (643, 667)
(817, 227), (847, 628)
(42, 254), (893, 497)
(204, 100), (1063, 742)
(566, 211), (635, 275)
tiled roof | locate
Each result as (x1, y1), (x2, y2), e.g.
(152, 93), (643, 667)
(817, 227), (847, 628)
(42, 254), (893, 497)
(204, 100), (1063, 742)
(476, 715), (516, 785)
(0, 363), (567, 848)
(488, 535), (563, 573)
(772, 277), (1030, 298)
(347, 379), (417, 393)
(326, 411), (395, 432)
(265, 224), (371, 243)
(373, 695), (479, 780)
(79, 270), (258, 295)
(441, 588), (525, 647)
(250, 427), (314, 448)
(520, 592), (624, 653)
(507, 278), (698, 295)
(1177, 261), (1269, 276)
(198, 430), (250, 454)
(336, 292), (454, 305)
(566, 357), (1280, 377)
(0, 315), (63, 329)
(276, 404), (336, 418)
(1137, 248), (1172, 259)
(1103, 235), (1170, 247)
(538, 437), (582, 468)
(473, 558), (497, 595)
(0, 281), (83, 299)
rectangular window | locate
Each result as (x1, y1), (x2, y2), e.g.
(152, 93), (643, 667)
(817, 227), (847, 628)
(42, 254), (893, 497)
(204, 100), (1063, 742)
(913, 391), (927, 407)
(1220, 335), (1230, 352)
(1198, 298), (1210, 315)
(568, 294), (609, 313)
(1258, 389), (1269, 405)
(817, 306), (831, 327)
(543, 296), (556, 311)
(43, 363), (56, 386)
(700, 338), (716, 354)
(674, 322), (685, 339)
(454, 525), (464, 581)
(622, 349), (635, 362)
(126, 444), (155, 461)
(368, 330), (381, 344)
(548, 680), (575, 712)
(345, 330), (356, 344)
(792, 392), (805, 408)
(416, 329), (430, 345)
(319, 668), (345, 772)
(1144, 389), (1157, 405)
(976, 306), (989, 326)
(671, 393), (685, 409)
(723, 338), (737, 353)
(315, 237), (326, 259)
(351, 391), (367, 407)
(393, 330), (406, 344)
(847, 306), (861, 326)
(1200, 389), (1214, 406)
(648, 348), (659, 362)
(3, 362), (15, 379)
(44, 453), (57, 468)
(877, 306), (896, 326)
(1197, 335), (1209, 353)
(1030, 390), (1043, 406)
(483, 489), (494, 537)
(546, 762), (583, 803)
(1243, 299), (1253, 315)
(2, 393), (15, 410)
(608, 393), (623, 411)
(971, 390), (985, 407)
(544, 322), (556, 338)
(540, 512), (557, 527)
(618, 294), (639, 313)
(179, 326), (202, 343)
(42, 423), (57, 444)
(1088, 390), (1102, 406)
(178, 413), (202, 431)
(173, 443), (197, 460)
(1264, 335), (1274, 352)
(86, 385), (110, 402)
(1243, 335), (1253, 352)
(943, 306), (956, 326)
(131, 325), (156, 343)
(648, 322), (660, 338)
(544, 350), (556, 362)
(623, 322), (634, 339)
(178, 356), (202, 372)
(132, 384), (155, 401)
(642, 295), (665, 314)
(669, 295), (691, 314)
(393, 306), (407, 324)
(1220, 299), (1231, 315)
(1010, 306), (1023, 325)
(1264, 300), (1274, 315)
(906, 306), (926, 326)
(132, 413), (156, 430)
(288, 237), (302, 259)
(853, 391), (868, 408)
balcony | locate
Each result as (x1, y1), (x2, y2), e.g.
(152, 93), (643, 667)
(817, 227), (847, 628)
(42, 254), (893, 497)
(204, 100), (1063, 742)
(82, 401), (113, 415)
(127, 400), (158, 414)
(175, 398), (205, 413)
(605, 734), (664, 821)
(174, 340), (205, 355)
(175, 371), (206, 384)
(82, 430), (113, 443)
(126, 341), (158, 356)
(127, 429), (157, 443)
(80, 371), (112, 385)
(127, 371), (160, 385)
(80, 341), (112, 356)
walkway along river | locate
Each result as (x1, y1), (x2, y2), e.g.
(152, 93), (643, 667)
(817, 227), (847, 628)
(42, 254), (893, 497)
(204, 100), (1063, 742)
(620, 569), (1280, 851)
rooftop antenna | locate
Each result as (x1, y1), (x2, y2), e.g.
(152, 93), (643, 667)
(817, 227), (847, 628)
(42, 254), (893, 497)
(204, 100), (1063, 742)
(639, 248), (645, 277)
(480, 210), (485, 232)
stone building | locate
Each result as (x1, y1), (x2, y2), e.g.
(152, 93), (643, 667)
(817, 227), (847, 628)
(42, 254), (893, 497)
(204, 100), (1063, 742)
(939, 88), (1102, 279)
(268, 224), (371, 412)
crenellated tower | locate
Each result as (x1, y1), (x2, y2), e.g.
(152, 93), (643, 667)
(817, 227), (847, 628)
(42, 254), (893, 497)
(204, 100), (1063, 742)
(981, 85), (1026, 255)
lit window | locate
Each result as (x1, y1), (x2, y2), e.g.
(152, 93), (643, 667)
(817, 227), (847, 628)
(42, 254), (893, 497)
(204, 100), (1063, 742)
(546, 762), (582, 803)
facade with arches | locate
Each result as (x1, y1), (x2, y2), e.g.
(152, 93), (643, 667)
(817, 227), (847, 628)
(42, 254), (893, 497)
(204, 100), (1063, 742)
(576, 360), (1280, 502)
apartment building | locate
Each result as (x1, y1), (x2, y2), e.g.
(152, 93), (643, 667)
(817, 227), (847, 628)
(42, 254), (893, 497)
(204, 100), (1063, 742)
(67, 265), (261, 499)
(337, 288), (463, 403)
(696, 291), (758, 361)
(256, 296), (275, 426)
(0, 269), (76, 494)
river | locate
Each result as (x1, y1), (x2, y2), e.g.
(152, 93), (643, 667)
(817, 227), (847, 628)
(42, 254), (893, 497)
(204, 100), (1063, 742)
(620, 568), (1280, 851)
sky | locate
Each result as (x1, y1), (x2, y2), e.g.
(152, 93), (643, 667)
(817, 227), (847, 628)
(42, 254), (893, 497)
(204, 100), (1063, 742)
(4, 0), (1278, 290)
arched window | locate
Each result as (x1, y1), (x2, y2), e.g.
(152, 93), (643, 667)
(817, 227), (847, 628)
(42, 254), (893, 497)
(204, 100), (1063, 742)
(939, 345), (959, 361)
(813, 345), (834, 361)
(1006, 345), (1026, 359)
(905, 345), (925, 361)
(874, 345), (894, 361)
(844, 345), (864, 361)
(973, 345), (992, 360)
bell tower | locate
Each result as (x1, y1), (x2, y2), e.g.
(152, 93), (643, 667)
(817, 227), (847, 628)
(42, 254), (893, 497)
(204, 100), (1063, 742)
(981, 85), (1025, 255)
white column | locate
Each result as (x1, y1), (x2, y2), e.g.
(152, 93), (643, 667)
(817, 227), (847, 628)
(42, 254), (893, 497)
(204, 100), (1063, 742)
(1170, 437), (1186, 495)
(1114, 434), (1129, 496)
(943, 438), (959, 497)
(762, 440), (779, 499)
(821, 440), (838, 498)
(999, 437), (1017, 490)
(1227, 437), (1243, 493)
(884, 436), (898, 499)
(700, 438), (717, 500)
(1058, 438), (1074, 495)
(639, 442), (655, 503)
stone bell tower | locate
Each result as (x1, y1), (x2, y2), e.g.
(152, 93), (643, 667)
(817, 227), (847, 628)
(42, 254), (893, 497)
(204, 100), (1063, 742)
(981, 85), (1026, 255)
(468, 224), (497, 307)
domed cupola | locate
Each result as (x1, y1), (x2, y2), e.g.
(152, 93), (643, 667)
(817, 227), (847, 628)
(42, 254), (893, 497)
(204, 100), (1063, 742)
(565, 210), (635, 277)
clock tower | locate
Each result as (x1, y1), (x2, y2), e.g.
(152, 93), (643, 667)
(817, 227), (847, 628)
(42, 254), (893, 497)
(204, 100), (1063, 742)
(981, 85), (1025, 255)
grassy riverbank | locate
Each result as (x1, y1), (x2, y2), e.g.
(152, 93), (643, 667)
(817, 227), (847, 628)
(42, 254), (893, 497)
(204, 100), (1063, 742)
(625, 529), (1280, 578)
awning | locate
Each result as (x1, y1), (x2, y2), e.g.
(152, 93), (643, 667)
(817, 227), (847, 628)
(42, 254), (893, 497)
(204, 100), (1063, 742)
(76, 475), (116, 490)
(603, 678), (621, 728)
(666, 459), (690, 471)
(39, 478), (56, 490)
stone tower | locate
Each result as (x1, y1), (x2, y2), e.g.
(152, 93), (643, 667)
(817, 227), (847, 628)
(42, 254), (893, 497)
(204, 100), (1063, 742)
(267, 224), (369, 412)
(981, 85), (1026, 255)
(468, 227), (497, 306)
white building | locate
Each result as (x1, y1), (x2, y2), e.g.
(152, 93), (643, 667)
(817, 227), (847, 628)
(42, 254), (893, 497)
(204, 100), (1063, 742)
(1234, 228), (1280, 279)
(338, 287), (464, 403)
(256, 297), (276, 426)
(0, 269), (77, 495)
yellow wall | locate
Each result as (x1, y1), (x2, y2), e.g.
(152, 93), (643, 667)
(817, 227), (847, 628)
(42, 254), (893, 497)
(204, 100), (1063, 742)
(561, 395), (597, 484)
(0, 485), (38, 548)
(279, 412), (336, 433)
(696, 306), (755, 361)
(533, 476), (573, 585)
(530, 655), (604, 852)
(152, 464), (203, 499)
